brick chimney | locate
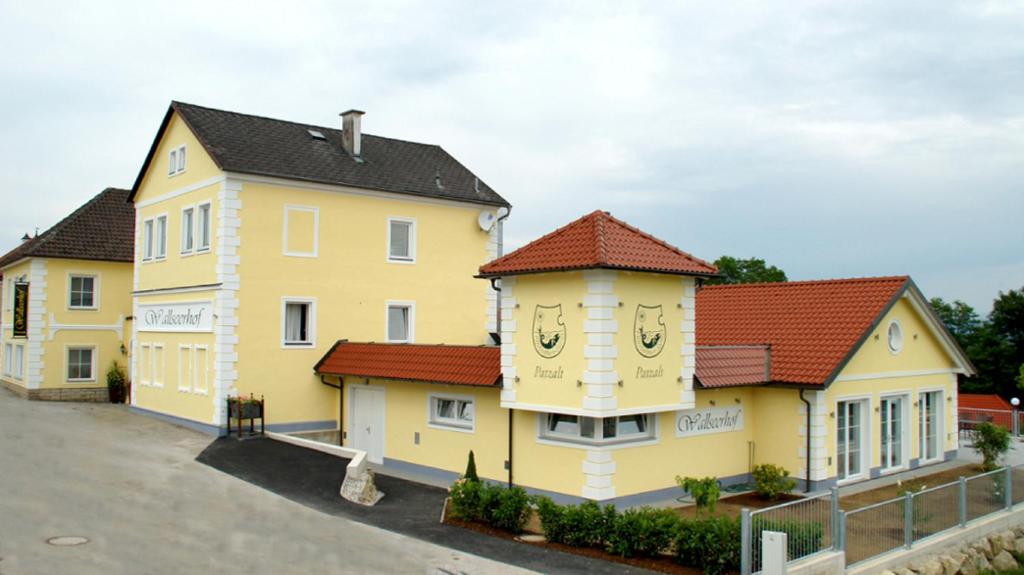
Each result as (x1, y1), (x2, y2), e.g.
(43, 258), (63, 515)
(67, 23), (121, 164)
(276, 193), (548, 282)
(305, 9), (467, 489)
(340, 109), (365, 158)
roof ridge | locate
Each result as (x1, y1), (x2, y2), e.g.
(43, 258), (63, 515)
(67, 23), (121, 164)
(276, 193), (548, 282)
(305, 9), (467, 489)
(594, 211), (609, 265)
(173, 101), (444, 150)
(481, 211), (597, 270)
(601, 211), (717, 272)
(339, 341), (496, 349)
(701, 275), (910, 290)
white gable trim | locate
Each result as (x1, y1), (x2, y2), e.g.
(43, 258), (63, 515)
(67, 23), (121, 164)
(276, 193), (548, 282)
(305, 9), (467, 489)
(902, 283), (974, 375)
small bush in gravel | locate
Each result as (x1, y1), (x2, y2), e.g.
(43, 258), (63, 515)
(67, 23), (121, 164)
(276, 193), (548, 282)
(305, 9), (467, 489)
(752, 464), (796, 500)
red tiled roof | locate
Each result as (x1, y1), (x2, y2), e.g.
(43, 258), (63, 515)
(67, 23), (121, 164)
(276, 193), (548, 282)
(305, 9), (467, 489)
(478, 210), (717, 278)
(696, 277), (910, 385)
(696, 346), (771, 388)
(314, 341), (501, 387)
(959, 394), (1013, 412)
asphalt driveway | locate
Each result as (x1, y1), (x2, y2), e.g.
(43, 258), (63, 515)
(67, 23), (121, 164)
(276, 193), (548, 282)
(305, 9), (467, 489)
(0, 389), (534, 575)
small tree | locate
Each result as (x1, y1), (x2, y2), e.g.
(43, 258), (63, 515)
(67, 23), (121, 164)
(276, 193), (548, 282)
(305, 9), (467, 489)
(974, 422), (1011, 471)
(1017, 363), (1024, 391)
(464, 450), (479, 482)
(676, 476), (720, 516)
(752, 464), (796, 500)
(106, 361), (126, 403)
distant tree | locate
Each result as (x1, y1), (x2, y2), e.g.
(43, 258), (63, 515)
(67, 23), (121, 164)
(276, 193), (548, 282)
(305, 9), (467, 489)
(986, 288), (1024, 398)
(708, 256), (787, 285)
(929, 298), (982, 347)
(1017, 364), (1024, 392)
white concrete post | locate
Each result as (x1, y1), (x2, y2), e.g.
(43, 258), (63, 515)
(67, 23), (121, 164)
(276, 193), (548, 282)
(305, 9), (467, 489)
(762, 530), (788, 575)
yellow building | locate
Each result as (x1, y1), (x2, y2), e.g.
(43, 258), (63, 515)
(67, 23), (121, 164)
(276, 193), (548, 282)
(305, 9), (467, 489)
(318, 210), (973, 504)
(127, 102), (510, 434)
(0, 188), (134, 401)
(124, 100), (973, 504)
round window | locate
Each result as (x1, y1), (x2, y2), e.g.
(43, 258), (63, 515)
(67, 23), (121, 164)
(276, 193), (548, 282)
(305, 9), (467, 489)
(887, 320), (904, 354)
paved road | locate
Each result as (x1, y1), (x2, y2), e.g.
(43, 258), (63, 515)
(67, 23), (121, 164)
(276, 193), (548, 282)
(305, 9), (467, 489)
(0, 389), (534, 575)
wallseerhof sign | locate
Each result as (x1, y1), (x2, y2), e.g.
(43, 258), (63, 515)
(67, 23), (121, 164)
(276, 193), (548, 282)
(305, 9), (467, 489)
(138, 301), (213, 333)
(675, 406), (744, 437)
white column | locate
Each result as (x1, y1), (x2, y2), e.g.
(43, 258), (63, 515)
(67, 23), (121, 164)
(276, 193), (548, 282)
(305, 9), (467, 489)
(499, 277), (517, 404)
(212, 178), (243, 426)
(582, 270), (618, 414)
(679, 278), (697, 407)
(25, 259), (47, 390)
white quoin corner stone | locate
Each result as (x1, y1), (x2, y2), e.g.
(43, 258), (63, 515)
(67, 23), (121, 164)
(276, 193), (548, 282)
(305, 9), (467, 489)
(582, 270), (618, 414)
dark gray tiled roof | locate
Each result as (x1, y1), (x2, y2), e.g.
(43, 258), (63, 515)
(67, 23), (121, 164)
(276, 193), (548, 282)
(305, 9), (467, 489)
(0, 187), (135, 270)
(131, 102), (509, 207)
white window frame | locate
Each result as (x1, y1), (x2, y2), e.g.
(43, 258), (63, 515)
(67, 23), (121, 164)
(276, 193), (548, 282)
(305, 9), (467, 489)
(67, 273), (99, 310)
(196, 201), (212, 253)
(65, 345), (97, 383)
(169, 144), (186, 176)
(427, 393), (476, 433)
(879, 392), (911, 473)
(142, 218), (155, 261)
(281, 297), (317, 348)
(193, 344), (209, 395)
(536, 412), (657, 447)
(13, 343), (24, 380)
(385, 300), (415, 343)
(155, 214), (167, 259)
(152, 343), (165, 388)
(918, 388), (945, 464)
(835, 395), (871, 484)
(139, 343), (151, 385)
(282, 205), (320, 258)
(181, 205), (195, 255)
(887, 319), (904, 355)
(3, 343), (11, 376)
(387, 217), (417, 264)
(177, 344), (192, 392)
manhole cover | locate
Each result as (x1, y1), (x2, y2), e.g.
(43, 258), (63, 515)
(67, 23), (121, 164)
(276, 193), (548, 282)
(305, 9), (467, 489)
(46, 536), (89, 546)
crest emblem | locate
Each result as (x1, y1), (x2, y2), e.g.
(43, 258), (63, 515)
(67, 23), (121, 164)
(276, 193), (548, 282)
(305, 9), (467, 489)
(532, 304), (566, 358)
(634, 304), (666, 358)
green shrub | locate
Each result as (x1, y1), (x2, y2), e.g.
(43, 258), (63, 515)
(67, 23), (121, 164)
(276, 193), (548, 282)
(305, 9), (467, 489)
(606, 507), (681, 558)
(449, 477), (486, 521)
(464, 450), (479, 482)
(676, 476), (721, 515)
(490, 485), (531, 534)
(562, 501), (618, 547)
(675, 515), (742, 575)
(752, 464), (796, 500)
(106, 361), (126, 403)
(751, 517), (825, 560)
(974, 422), (1011, 471)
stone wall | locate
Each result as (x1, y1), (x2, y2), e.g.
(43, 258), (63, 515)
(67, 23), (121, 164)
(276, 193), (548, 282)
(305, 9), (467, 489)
(1, 379), (107, 402)
(879, 527), (1024, 575)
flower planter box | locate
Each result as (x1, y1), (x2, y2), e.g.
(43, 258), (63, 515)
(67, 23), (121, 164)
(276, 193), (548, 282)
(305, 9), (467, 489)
(229, 402), (262, 420)
(226, 396), (265, 438)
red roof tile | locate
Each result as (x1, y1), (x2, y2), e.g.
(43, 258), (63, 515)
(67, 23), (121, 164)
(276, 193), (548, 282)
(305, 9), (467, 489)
(696, 277), (909, 385)
(478, 210), (717, 278)
(314, 341), (501, 387)
(696, 346), (771, 388)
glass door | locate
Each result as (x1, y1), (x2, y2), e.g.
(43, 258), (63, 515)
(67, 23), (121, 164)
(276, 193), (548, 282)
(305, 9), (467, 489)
(837, 400), (865, 480)
(919, 391), (941, 461)
(880, 396), (904, 470)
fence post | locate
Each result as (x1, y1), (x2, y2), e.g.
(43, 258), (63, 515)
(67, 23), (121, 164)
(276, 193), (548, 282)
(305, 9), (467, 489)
(741, 508), (752, 575)
(1005, 466), (1013, 510)
(837, 510), (846, 552)
(959, 477), (968, 527)
(903, 491), (914, 549)
(830, 486), (839, 549)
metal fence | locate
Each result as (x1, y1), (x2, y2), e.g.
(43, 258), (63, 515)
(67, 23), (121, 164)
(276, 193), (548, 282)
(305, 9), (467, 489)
(742, 491), (835, 575)
(741, 464), (1024, 573)
(842, 464), (1024, 567)
(957, 407), (1018, 438)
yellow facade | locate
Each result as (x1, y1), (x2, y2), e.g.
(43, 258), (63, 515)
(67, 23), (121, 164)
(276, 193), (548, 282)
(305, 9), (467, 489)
(0, 257), (132, 400)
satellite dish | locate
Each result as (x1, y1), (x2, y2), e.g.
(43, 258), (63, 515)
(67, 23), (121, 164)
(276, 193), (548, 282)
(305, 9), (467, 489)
(478, 211), (497, 232)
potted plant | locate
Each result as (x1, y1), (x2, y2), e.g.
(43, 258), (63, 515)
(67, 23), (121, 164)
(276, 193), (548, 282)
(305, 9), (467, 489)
(106, 361), (126, 404)
(228, 395), (263, 419)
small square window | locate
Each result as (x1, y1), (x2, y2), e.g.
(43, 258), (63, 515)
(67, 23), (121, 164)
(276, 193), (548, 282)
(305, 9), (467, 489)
(69, 276), (96, 309)
(67, 347), (95, 381)
(283, 300), (315, 347)
(430, 396), (475, 430)
(168, 150), (177, 175)
(388, 218), (416, 263)
(177, 146), (186, 172)
(387, 304), (413, 342)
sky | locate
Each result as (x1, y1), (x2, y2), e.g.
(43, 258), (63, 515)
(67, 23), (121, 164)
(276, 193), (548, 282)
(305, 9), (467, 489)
(0, 0), (1021, 313)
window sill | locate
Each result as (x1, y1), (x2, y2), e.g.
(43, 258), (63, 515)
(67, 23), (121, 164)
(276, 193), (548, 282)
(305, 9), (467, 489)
(387, 257), (416, 265)
(282, 342), (315, 349)
(536, 436), (659, 451)
(427, 421), (475, 434)
(67, 307), (98, 311)
(66, 379), (98, 384)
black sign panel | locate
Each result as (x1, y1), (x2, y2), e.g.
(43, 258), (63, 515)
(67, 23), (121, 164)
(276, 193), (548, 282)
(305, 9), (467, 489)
(12, 282), (28, 338)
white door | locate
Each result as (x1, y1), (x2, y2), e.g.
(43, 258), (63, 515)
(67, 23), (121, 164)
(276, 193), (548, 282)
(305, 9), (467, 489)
(837, 400), (866, 480)
(880, 396), (905, 470)
(351, 386), (385, 464)
(919, 391), (942, 462)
